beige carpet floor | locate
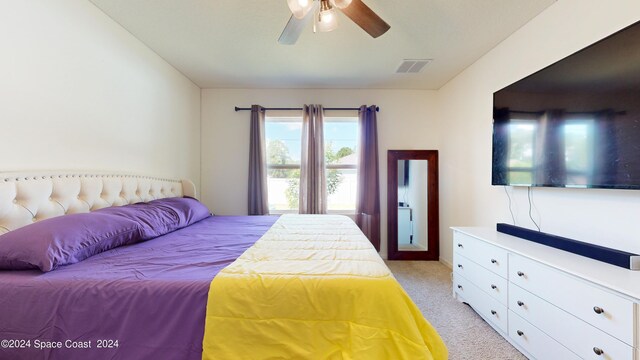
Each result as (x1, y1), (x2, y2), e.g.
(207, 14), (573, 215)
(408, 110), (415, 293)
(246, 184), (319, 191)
(387, 261), (527, 360)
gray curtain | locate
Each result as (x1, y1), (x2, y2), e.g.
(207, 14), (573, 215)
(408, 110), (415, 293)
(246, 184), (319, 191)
(248, 105), (269, 215)
(356, 105), (380, 250)
(299, 105), (327, 214)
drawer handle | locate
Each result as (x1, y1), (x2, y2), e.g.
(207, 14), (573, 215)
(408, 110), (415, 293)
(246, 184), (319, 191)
(457, 264), (463, 269)
(593, 347), (604, 356)
(516, 330), (524, 337)
(457, 243), (463, 248)
(517, 271), (525, 277)
(490, 310), (497, 315)
(491, 259), (497, 264)
(593, 306), (605, 315)
(457, 285), (463, 290)
(517, 301), (525, 307)
(491, 284), (497, 290)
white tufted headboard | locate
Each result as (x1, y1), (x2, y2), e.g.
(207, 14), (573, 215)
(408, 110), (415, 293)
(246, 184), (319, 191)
(0, 171), (197, 235)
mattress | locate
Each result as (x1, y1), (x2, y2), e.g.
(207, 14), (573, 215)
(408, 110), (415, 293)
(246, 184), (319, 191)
(0, 215), (278, 360)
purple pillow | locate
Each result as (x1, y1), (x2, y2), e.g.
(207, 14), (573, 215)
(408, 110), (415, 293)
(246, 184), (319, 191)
(0, 212), (141, 272)
(0, 197), (211, 272)
(153, 197), (212, 228)
(97, 197), (211, 239)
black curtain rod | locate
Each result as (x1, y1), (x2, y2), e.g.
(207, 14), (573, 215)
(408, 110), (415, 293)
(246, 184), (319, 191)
(235, 106), (380, 112)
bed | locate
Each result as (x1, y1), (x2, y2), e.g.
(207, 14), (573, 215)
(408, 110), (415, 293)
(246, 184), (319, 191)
(0, 172), (447, 360)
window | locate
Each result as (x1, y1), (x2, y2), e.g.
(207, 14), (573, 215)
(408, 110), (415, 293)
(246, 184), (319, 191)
(324, 118), (358, 211)
(265, 117), (302, 212)
(506, 119), (536, 185)
(265, 116), (358, 213)
(563, 119), (594, 186)
(505, 114), (596, 187)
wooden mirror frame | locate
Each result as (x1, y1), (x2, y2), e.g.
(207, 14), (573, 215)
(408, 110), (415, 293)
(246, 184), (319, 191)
(387, 150), (439, 260)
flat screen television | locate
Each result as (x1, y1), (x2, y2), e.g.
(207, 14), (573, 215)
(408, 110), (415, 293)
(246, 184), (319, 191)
(492, 20), (640, 189)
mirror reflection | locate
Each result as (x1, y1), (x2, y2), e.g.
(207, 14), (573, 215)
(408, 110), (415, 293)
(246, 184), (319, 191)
(397, 160), (429, 251)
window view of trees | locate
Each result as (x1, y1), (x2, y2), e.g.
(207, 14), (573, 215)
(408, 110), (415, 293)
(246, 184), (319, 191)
(267, 139), (354, 209)
(265, 117), (358, 212)
(326, 144), (354, 196)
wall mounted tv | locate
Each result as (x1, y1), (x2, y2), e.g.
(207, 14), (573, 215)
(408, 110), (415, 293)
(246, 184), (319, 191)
(492, 20), (640, 189)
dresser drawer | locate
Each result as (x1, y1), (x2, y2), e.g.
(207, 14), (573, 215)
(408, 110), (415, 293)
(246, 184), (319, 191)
(510, 283), (634, 360)
(454, 231), (508, 278)
(454, 252), (508, 305)
(509, 311), (581, 360)
(454, 273), (507, 333)
(509, 254), (635, 345)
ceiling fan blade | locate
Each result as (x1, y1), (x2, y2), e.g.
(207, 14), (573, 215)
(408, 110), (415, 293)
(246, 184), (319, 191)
(278, 4), (317, 45)
(340, 0), (390, 38)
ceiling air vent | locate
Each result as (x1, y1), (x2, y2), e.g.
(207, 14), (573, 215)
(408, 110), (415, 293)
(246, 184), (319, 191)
(396, 59), (433, 74)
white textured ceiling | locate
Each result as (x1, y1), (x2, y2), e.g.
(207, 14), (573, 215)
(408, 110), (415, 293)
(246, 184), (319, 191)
(89, 0), (556, 89)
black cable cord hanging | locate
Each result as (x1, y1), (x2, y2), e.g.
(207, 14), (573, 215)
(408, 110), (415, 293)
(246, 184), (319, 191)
(504, 186), (515, 225)
(527, 186), (540, 231)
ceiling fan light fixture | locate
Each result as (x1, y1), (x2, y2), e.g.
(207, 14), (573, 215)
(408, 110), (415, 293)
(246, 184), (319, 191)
(317, 1), (338, 32)
(329, 0), (352, 9)
(287, 0), (314, 19)
(279, 0), (390, 44)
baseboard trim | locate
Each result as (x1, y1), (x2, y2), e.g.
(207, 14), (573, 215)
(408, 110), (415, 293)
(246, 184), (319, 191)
(439, 258), (453, 269)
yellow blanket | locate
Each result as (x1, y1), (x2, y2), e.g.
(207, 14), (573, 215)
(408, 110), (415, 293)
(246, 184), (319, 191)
(202, 215), (447, 360)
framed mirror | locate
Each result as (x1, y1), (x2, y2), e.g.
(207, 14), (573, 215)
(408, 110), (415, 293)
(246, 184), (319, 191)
(387, 150), (439, 260)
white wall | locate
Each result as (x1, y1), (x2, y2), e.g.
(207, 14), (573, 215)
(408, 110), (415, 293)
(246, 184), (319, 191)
(201, 88), (439, 257)
(437, 0), (640, 265)
(0, 0), (201, 190)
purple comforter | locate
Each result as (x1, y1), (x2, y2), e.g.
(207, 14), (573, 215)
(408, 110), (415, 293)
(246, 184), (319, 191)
(0, 215), (278, 360)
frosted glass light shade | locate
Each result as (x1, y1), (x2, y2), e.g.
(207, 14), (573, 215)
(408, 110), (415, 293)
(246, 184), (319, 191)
(329, 0), (352, 9)
(317, 8), (338, 32)
(287, 0), (314, 19)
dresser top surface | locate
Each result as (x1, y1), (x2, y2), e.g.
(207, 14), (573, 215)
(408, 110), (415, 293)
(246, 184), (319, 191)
(452, 227), (640, 300)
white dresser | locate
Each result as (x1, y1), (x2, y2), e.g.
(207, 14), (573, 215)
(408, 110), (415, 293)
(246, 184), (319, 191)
(398, 207), (413, 245)
(452, 227), (640, 360)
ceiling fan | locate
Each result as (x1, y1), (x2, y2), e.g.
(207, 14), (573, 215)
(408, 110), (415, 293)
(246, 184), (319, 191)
(279, 0), (390, 45)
